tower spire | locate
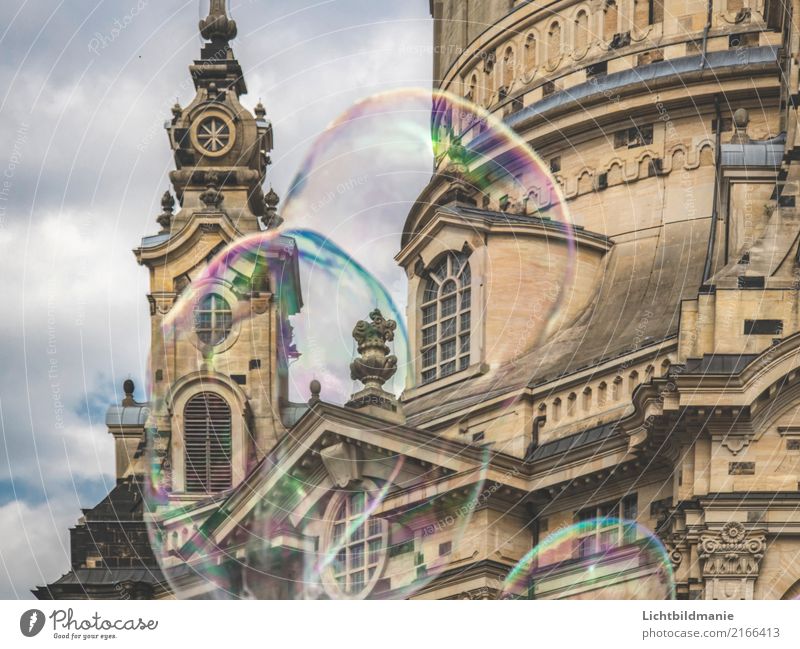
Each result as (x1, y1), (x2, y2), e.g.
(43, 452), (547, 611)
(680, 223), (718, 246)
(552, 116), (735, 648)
(199, 0), (237, 45)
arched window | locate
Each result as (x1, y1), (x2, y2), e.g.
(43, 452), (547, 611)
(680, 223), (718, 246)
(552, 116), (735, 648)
(548, 22), (562, 61)
(466, 73), (478, 102)
(567, 392), (577, 416)
(502, 46), (515, 89)
(598, 381), (608, 407)
(420, 251), (472, 383)
(628, 370), (639, 393)
(325, 489), (388, 599)
(553, 397), (562, 421)
(660, 359), (671, 377)
(582, 386), (593, 411)
(575, 10), (590, 49)
(184, 392), (232, 493)
(194, 293), (232, 345)
(612, 376), (622, 400)
(525, 33), (537, 70)
(604, 1), (619, 41)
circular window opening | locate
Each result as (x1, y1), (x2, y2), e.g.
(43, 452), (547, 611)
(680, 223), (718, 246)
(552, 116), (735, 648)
(323, 489), (388, 599)
(194, 294), (232, 346)
(197, 116), (231, 153)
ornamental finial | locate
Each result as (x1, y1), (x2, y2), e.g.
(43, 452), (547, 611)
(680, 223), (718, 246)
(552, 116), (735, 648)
(199, 0), (237, 44)
(349, 309), (398, 390)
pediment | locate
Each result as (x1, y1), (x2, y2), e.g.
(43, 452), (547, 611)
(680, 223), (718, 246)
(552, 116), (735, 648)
(171, 403), (499, 562)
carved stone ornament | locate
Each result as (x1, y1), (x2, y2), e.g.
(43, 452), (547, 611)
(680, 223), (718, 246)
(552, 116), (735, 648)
(699, 522), (766, 600)
(319, 442), (361, 488)
(200, 171), (225, 209)
(350, 309), (398, 390)
(199, 0), (237, 43)
(157, 190), (175, 232)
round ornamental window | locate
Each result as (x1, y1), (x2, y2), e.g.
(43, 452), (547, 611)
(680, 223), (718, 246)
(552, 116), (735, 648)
(194, 294), (232, 346)
(322, 489), (388, 599)
(191, 111), (236, 157)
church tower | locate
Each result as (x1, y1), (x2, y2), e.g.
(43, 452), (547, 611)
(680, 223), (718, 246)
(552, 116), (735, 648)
(135, 0), (302, 497)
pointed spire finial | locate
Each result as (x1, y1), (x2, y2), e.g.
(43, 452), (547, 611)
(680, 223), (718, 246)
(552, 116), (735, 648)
(199, 0), (237, 44)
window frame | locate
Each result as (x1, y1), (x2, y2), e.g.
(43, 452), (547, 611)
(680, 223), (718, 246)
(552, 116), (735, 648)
(183, 392), (233, 494)
(322, 487), (389, 599)
(573, 494), (638, 559)
(194, 293), (233, 347)
(419, 251), (472, 385)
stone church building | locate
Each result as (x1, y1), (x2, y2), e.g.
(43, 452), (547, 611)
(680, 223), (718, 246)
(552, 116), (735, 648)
(35, 0), (800, 599)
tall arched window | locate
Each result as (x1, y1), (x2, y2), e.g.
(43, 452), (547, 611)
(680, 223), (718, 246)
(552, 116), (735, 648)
(548, 22), (562, 61)
(466, 73), (478, 102)
(325, 489), (388, 599)
(420, 251), (472, 383)
(184, 392), (232, 493)
(575, 10), (590, 49)
(502, 46), (515, 89)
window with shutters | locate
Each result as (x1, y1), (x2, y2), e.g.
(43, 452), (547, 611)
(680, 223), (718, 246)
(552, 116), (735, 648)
(184, 392), (232, 493)
(420, 251), (472, 384)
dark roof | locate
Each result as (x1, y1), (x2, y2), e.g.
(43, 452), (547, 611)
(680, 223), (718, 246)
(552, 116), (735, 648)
(527, 421), (621, 462)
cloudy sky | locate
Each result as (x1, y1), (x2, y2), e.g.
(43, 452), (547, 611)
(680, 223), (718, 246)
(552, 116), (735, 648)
(0, 0), (433, 598)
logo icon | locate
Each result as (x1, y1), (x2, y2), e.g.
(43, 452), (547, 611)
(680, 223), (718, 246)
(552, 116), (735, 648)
(20, 609), (45, 637)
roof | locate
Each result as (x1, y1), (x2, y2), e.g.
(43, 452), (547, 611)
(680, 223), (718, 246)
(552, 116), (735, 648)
(403, 209), (709, 425)
(106, 404), (149, 427)
(527, 421), (621, 462)
(505, 47), (779, 130)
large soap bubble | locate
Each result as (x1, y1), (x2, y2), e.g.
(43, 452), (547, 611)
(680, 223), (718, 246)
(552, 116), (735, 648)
(144, 87), (574, 599)
(500, 518), (676, 600)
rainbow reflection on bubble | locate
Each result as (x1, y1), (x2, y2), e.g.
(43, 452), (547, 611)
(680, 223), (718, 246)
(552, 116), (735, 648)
(145, 86), (575, 600)
(500, 519), (676, 600)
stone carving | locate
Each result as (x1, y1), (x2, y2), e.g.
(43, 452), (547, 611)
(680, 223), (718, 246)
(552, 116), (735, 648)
(200, 172), (224, 209)
(157, 190), (175, 232)
(199, 0), (237, 43)
(699, 522), (766, 599)
(261, 187), (283, 229)
(350, 309), (397, 390)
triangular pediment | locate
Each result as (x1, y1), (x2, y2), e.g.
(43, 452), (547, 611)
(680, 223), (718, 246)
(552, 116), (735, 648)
(173, 402), (515, 562)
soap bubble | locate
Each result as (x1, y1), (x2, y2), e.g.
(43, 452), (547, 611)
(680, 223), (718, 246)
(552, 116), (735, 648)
(500, 518), (676, 600)
(144, 87), (573, 599)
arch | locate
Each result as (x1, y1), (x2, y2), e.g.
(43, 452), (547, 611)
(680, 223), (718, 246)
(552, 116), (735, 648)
(553, 397), (562, 421)
(466, 73), (478, 102)
(577, 169), (593, 194)
(607, 160), (624, 185)
(575, 9), (590, 50)
(547, 21), (562, 61)
(612, 375), (623, 400)
(628, 370), (639, 393)
(166, 370), (249, 494)
(598, 381), (608, 407)
(567, 392), (577, 416)
(660, 358), (671, 377)
(781, 578), (800, 600)
(183, 392), (232, 493)
(420, 250), (472, 384)
(670, 146), (687, 172)
(604, 0), (619, 41)
(699, 142), (715, 166)
(501, 46), (515, 89)
(525, 32), (537, 70)
(582, 386), (593, 411)
(645, 364), (655, 382)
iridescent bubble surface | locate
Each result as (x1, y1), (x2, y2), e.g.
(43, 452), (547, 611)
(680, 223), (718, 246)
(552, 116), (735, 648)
(145, 87), (573, 599)
(500, 519), (676, 600)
